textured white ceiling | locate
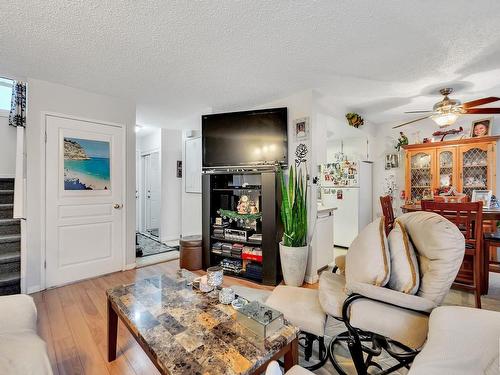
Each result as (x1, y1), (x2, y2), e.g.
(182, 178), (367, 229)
(1, 1), (500, 128)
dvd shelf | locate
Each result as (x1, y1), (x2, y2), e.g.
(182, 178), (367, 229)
(202, 170), (281, 286)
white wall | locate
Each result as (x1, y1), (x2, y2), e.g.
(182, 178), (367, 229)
(182, 129), (202, 237)
(0, 116), (17, 177)
(160, 129), (182, 241)
(137, 129), (161, 153)
(25, 78), (136, 293)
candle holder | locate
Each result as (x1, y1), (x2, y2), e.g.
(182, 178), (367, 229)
(207, 266), (223, 297)
(219, 287), (235, 304)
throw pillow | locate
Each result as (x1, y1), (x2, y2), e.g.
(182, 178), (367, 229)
(387, 220), (420, 294)
(346, 217), (390, 287)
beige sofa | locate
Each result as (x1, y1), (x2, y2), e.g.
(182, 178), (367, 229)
(0, 294), (53, 375)
(266, 305), (500, 375)
(409, 306), (500, 375)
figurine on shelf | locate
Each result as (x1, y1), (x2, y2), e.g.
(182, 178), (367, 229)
(237, 195), (250, 214)
(395, 132), (409, 151)
(432, 127), (464, 142)
(249, 201), (259, 214)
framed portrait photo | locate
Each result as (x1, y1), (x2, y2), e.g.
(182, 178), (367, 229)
(471, 189), (492, 208)
(294, 117), (310, 141)
(470, 117), (493, 138)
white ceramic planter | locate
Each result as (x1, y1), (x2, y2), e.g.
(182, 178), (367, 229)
(279, 242), (308, 286)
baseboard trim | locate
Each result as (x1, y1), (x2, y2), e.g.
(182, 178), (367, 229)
(27, 285), (42, 294)
(161, 235), (180, 243)
(304, 274), (319, 285)
(123, 263), (136, 271)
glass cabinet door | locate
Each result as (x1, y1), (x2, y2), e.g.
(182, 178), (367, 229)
(459, 144), (491, 198)
(437, 149), (456, 191)
(409, 151), (433, 201)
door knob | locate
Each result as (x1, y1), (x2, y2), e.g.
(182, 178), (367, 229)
(113, 203), (122, 209)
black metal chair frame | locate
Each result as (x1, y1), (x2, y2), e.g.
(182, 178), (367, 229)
(298, 332), (328, 371)
(328, 294), (429, 375)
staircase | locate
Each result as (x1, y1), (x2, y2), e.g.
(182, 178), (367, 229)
(0, 178), (21, 295)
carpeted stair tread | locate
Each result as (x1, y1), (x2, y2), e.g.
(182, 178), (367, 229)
(0, 271), (20, 287)
(0, 204), (14, 219)
(0, 218), (20, 224)
(0, 190), (14, 205)
(0, 178), (14, 190)
(0, 234), (21, 243)
(0, 251), (20, 264)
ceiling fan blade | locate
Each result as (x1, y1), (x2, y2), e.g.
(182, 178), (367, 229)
(404, 110), (433, 113)
(464, 108), (500, 114)
(462, 97), (500, 109)
(392, 115), (432, 129)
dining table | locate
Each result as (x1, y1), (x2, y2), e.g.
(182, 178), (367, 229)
(401, 204), (500, 295)
(401, 204), (500, 221)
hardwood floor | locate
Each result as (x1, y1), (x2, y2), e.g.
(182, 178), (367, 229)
(31, 260), (274, 375)
(31, 260), (500, 375)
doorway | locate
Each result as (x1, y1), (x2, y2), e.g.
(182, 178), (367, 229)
(141, 151), (161, 239)
(135, 126), (181, 265)
(45, 114), (125, 288)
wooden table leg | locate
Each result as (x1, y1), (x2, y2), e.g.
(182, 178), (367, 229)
(482, 240), (490, 295)
(283, 337), (299, 371)
(107, 299), (118, 361)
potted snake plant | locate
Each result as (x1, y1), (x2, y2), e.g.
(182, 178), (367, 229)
(279, 165), (308, 286)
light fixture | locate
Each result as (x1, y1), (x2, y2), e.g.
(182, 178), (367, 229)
(431, 113), (459, 127)
(430, 89), (463, 127)
(135, 125), (142, 133)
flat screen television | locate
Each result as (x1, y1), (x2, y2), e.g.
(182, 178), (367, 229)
(202, 107), (288, 168)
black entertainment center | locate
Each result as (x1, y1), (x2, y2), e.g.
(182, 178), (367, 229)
(201, 107), (287, 286)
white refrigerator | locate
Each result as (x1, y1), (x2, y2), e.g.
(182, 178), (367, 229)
(320, 160), (373, 248)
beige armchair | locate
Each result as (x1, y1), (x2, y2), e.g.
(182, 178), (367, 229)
(322, 211), (465, 374)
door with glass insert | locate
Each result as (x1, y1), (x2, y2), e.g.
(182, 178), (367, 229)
(458, 143), (494, 198)
(408, 149), (435, 202)
(437, 148), (457, 192)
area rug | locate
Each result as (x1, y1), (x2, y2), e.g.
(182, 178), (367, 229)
(229, 286), (407, 374)
(137, 233), (178, 257)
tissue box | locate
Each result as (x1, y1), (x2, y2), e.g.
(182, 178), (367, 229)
(235, 301), (284, 338)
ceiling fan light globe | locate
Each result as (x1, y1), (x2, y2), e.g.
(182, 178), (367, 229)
(432, 113), (459, 127)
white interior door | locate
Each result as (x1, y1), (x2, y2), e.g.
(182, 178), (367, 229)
(142, 151), (161, 237)
(45, 115), (124, 288)
(148, 151), (161, 234)
(135, 150), (140, 232)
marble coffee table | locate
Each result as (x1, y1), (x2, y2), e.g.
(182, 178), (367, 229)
(106, 270), (298, 374)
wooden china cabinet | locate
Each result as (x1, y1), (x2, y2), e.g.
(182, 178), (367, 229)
(403, 136), (500, 202)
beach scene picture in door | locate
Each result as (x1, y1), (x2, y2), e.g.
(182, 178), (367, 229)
(64, 137), (111, 190)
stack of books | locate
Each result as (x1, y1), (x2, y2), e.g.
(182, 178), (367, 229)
(221, 258), (243, 274)
(231, 243), (244, 258)
(245, 262), (263, 280)
(212, 221), (229, 238)
(242, 246), (262, 262)
(221, 243), (232, 257)
(248, 233), (262, 243)
(212, 242), (223, 254)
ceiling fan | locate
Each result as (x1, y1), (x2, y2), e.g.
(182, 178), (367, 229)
(393, 88), (500, 129)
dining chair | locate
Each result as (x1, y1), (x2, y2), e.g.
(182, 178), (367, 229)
(420, 201), (483, 308)
(380, 195), (395, 235)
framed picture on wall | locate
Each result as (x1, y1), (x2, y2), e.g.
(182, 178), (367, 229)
(384, 154), (399, 170)
(471, 189), (492, 208)
(294, 117), (310, 141)
(470, 118), (493, 138)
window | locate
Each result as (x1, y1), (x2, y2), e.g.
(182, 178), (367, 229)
(0, 77), (13, 113)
